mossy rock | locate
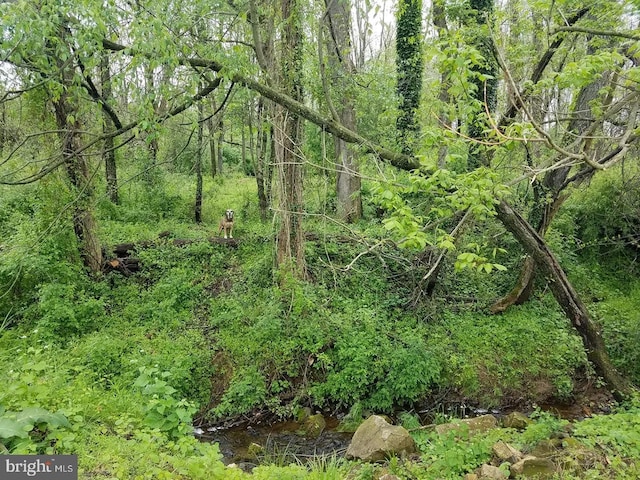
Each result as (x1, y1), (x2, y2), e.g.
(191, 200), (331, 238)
(298, 413), (326, 438)
(502, 411), (532, 430)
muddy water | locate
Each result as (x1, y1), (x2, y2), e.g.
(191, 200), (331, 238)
(196, 417), (353, 468)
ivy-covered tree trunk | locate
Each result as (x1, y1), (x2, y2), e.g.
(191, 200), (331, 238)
(275, 0), (306, 277)
(49, 26), (103, 275)
(53, 95), (103, 275)
(466, 0), (498, 169)
(496, 200), (632, 401)
(325, 0), (362, 223)
(396, 0), (423, 155)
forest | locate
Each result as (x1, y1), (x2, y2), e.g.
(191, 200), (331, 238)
(1, 0), (640, 478)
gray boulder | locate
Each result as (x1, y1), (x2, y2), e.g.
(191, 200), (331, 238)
(345, 415), (416, 462)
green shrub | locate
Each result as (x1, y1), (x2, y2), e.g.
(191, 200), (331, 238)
(426, 304), (587, 404)
(28, 282), (105, 338)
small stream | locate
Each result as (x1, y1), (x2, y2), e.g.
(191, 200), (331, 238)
(195, 417), (353, 470)
(194, 398), (613, 470)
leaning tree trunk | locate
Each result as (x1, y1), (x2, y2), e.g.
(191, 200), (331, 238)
(495, 200), (633, 401)
(491, 62), (612, 312)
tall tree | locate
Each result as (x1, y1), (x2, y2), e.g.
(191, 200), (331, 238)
(195, 93), (204, 223)
(100, 53), (119, 204)
(323, 0), (362, 222)
(466, 0), (498, 169)
(274, 0), (306, 277)
(51, 24), (103, 274)
(396, 0), (424, 154)
(248, 0), (277, 220)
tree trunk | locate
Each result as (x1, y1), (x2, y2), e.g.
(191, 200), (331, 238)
(255, 99), (269, 220)
(144, 65), (159, 183)
(275, 0), (306, 277)
(395, 0), (423, 155)
(241, 120), (247, 174)
(53, 96), (103, 275)
(217, 118), (224, 176)
(266, 125), (275, 207)
(207, 115), (217, 178)
(433, 0), (452, 168)
(50, 25), (102, 275)
(495, 200), (633, 401)
(100, 53), (119, 204)
(0, 100), (6, 158)
(466, 0), (498, 169)
(195, 98), (204, 223)
(492, 63), (611, 311)
(324, 0), (362, 223)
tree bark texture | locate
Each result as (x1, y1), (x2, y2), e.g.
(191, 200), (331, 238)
(275, 0), (306, 277)
(195, 98), (204, 223)
(50, 26), (103, 275)
(53, 96), (103, 275)
(466, 0), (498, 169)
(217, 118), (224, 175)
(495, 200), (632, 401)
(207, 115), (217, 178)
(100, 53), (119, 204)
(255, 98), (270, 220)
(325, 0), (362, 223)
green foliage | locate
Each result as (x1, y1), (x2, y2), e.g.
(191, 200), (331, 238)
(565, 167), (640, 263)
(572, 399), (640, 458)
(519, 409), (568, 448)
(311, 318), (441, 412)
(28, 282), (104, 338)
(426, 304), (587, 404)
(396, 0), (424, 153)
(372, 167), (510, 250)
(591, 284), (640, 385)
(410, 427), (498, 479)
(134, 367), (198, 439)
(0, 406), (75, 454)
(213, 366), (268, 418)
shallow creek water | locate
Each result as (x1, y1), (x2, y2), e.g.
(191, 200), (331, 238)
(195, 399), (610, 469)
(195, 417), (353, 468)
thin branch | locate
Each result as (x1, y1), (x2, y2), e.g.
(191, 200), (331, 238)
(553, 26), (640, 41)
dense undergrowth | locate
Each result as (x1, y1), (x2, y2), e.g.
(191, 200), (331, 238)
(1, 165), (640, 477)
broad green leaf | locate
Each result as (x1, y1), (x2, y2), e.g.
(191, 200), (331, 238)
(0, 418), (31, 439)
